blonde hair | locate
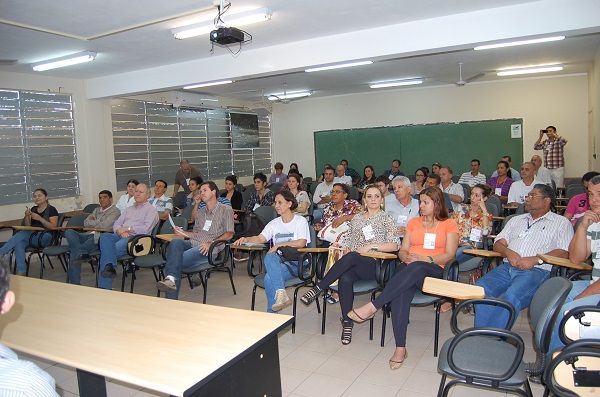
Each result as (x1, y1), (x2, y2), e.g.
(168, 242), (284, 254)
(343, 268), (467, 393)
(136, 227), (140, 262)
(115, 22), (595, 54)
(361, 184), (384, 212)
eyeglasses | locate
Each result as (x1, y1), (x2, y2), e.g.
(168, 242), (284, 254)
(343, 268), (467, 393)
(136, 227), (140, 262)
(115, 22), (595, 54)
(331, 190), (344, 194)
(525, 193), (543, 199)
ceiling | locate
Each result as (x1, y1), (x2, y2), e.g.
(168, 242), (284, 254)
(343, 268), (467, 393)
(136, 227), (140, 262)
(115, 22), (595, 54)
(1, 0), (599, 102)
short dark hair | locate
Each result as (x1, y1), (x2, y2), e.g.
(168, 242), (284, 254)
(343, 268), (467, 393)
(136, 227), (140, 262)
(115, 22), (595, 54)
(126, 179), (140, 186)
(502, 155), (512, 162)
(546, 125), (557, 131)
(277, 189), (298, 211)
(324, 166), (335, 173)
(582, 172), (600, 184)
(0, 260), (9, 306)
(471, 159), (480, 165)
(534, 183), (556, 206)
(392, 159), (401, 166)
(201, 181), (219, 195)
(333, 183), (349, 196)
(274, 162), (283, 170)
(420, 186), (448, 221)
(225, 175), (238, 185)
(427, 173), (441, 184)
(190, 176), (203, 185)
(155, 179), (168, 189)
(589, 175), (600, 187)
(33, 188), (48, 196)
(253, 172), (267, 183)
(375, 175), (390, 185)
(98, 190), (113, 198)
(341, 159), (348, 165)
(432, 162), (442, 168)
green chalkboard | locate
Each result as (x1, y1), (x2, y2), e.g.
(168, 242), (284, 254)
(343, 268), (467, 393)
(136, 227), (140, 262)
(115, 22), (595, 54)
(314, 119), (523, 180)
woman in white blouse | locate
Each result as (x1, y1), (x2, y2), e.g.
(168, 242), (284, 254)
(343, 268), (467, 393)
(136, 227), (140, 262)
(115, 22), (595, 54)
(300, 184), (400, 345)
(115, 179), (139, 212)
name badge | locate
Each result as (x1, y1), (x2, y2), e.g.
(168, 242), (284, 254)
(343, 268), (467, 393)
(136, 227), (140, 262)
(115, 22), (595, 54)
(469, 228), (482, 243)
(275, 177), (280, 183)
(518, 229), (530, 239)
(388, 174), (394, 180)
(203, 220), (212, 231)
(362, 224), (375, 240)
(397, 215), (408, 226)
(253, 203), (260, 211)
(495, 187), (502, 196)
(424, 233), (436, 249)
(185, 178), (190, 186)
(592, 239), (600, 259)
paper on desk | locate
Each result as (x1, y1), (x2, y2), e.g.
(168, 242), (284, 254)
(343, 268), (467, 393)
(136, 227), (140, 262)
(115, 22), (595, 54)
(168, 215), (190, 238)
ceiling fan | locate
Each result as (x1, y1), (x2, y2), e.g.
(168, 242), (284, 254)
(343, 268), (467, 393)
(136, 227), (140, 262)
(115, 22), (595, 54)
(455, 62), (484, 86)
(266, 82), (312, 103)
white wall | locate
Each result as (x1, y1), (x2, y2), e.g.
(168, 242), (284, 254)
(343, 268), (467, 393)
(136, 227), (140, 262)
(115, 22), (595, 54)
(591, 48), (600, 171)
(0, 71), (114, 221)
(271, 74), (590, 178)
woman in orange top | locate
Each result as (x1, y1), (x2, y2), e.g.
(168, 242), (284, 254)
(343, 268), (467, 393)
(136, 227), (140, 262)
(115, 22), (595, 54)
(348, 186), (458, 369)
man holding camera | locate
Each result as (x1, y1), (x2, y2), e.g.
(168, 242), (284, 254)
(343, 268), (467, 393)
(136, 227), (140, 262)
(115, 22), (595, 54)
(534, 126), (567, 188)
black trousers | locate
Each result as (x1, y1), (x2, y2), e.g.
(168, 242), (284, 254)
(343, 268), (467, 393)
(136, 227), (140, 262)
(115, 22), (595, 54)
(372, 261), (443, 347)
(316, 252), (377, 321)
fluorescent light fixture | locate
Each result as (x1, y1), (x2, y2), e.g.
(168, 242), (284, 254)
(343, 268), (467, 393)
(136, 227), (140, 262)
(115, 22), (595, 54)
(369, 79), (423, 89)
(172, 8), (272, 39)
(474, 35), (565, 50)
(305, 60), (373, 73)
(497, 64), (563, 76)
(183, 80), (233, 89)
(267, 90), (312, 101)
(32, 51), (96, 71)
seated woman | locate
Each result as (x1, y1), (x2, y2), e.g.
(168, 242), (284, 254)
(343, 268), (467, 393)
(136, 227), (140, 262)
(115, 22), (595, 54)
(288, 162), (300, 176)
(115, 179), (139, 212)
(233, 190), (310, 313)
(300, 184), (400, 345)
(347, 187), (458, 369)
(268, 162), (287, 186)
(285, 174), (311, 215)
(565, 171), (600, 226)
(411, 167), (429, 195)
(431, 162), (442, 175)
(0, 188), (59, 275)
(487, 160), (513, 204)
(221, 175), (243, 211)
(452, 183), (493, 262)
(357, 165), (377, 195)
(183, 176), (203, 224)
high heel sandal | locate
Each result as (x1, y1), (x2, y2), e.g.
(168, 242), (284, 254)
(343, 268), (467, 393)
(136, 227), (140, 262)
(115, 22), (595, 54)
(300, 286), (323, 305)
(347, 308), (376, 324)
(340, 318), (353, 345)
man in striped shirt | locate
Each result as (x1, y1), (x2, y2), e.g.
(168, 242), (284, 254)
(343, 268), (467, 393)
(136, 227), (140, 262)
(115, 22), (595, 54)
(157, 181), (234, 299)
(458, 159), (487, 187)
(475, 184), (573, 329)
(0, 262), (59, 396)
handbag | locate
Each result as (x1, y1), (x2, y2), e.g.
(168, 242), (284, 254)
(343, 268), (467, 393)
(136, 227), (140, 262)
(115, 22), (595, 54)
(318, 222), (350, 243)
(276, 246), (302, 262)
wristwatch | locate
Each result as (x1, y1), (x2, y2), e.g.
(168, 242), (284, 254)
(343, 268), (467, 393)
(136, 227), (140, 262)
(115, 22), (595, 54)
(537, 258), (544, 265)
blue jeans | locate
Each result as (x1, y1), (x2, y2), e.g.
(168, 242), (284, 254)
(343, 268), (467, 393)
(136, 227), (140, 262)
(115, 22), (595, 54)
(263, 252), (300, 313)
(548, 280), (600, 354)
(475, 262), (550, 328)
(163, 239), (209, 300)
(98, 233), (129, 290)
(456, 245), (474, 264)
(0, 231), (52, 273)
(64, 230), (97, 285)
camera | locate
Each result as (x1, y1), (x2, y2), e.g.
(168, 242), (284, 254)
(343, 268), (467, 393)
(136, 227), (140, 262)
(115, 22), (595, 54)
(542, 129), (548, 134)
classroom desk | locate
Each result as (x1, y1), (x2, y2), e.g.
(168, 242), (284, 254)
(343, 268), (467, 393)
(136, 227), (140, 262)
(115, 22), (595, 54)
(422, 277), (485, 300)
(537, 254), (593, 271)
(232, 243), (268, 277)
(82, 227), (113, 233)
(156, 233), (186, 242)
(0, 276), (292, 397)
(11, 225), (46, 232)
(551, 352), (599, 397)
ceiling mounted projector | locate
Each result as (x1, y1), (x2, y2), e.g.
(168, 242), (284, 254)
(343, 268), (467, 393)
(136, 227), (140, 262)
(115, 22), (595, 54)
(210, 27), (245, 45)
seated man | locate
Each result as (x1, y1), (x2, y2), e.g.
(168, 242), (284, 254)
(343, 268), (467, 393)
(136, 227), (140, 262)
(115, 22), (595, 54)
(245, 172), (275, 213)
(98, 183), (159, 289)
(340, 159), (360, 186)
(458, 159), (486, 187)
(383, 159), (405, 180)
(426, 173), (454, 212)
(64, 190), (120, 284)
(312, 166), (335, 221)
(439, 166), (464, 212)
(548, 175), (600, 353)
(0, 261), (59, 396)
(491, 155), (522, 181)
(385, 176), (419, 237)
(375, 175), (391, 197)
(564, 171), (600, 226)
(157, 181), (234, 299)
(530, 155), (553, 186)
(149, 179), (173, 221)
(475, 184), (573, 328)
(507, 162), (539, 205)
(333, 164), (352, 186)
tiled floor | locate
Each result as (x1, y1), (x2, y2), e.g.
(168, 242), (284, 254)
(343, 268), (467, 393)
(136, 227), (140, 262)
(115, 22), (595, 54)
(17, 257), (547, 397)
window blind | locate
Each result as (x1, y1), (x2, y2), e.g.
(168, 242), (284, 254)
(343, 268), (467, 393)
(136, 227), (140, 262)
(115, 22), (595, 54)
(0, 89), (79, 205)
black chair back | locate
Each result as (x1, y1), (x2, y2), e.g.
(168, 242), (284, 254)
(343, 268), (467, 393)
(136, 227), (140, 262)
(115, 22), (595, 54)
(82, 204), (100, 213)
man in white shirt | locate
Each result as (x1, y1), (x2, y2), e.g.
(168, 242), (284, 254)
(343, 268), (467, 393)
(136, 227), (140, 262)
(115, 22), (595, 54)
(0, 263), (59, 396)
(507, 162), (539, 205)
(439, 166), (464, 212)
(458, 159), (486, 187)
(475, 184), (573, 329)
(333, 164), (352, 186)
(313, 166), (336, 222)
(530, 155), (553, 186)
(385, 176), (419, 236)
(148, 179), (173, 221)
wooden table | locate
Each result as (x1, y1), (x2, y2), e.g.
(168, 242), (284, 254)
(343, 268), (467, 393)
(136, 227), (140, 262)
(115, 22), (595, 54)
(156, 233), (186, 242)
(422, 277), (485, 300)
(0, 276), (292, 397)
(82, 227), (113, 233)
(537, 254), (593, 271)
(11, 225), (46, 232)
(462, 249), (503, 258)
